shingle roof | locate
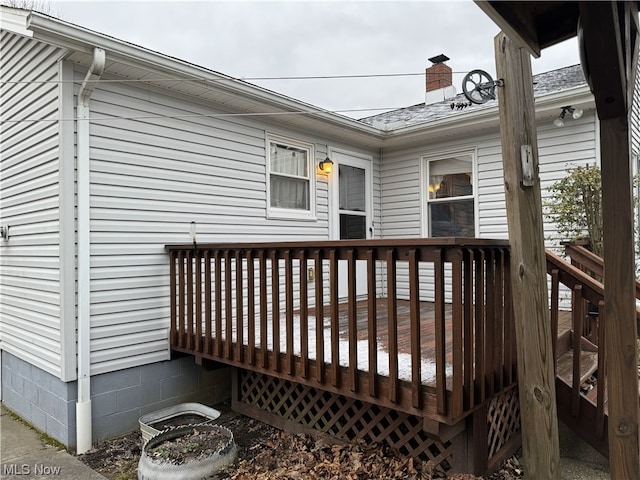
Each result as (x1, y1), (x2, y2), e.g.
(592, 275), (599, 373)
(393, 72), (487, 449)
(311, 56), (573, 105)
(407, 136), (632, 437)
(359, 64), (586, 129)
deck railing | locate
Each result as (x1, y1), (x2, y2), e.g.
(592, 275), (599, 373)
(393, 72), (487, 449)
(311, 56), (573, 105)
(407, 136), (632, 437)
(548, 244), (640, 455)
(166, 238), (514, 422)
(564, 242), (640, 321)
(546, 248), (608, 446)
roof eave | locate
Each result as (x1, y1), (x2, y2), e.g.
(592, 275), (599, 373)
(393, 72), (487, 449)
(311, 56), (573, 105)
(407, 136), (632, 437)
(24, 11), (385, 146)
(381, 85), (594, 149)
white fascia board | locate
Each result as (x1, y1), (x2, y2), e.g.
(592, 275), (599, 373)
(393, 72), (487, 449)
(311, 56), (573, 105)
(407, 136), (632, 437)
(533, 86), (594, 113)
(382, 85), (594, 149)
(25, 12), (383, 141)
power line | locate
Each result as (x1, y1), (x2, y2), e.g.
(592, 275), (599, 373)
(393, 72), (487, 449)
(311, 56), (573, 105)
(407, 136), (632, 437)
(0, 70), (483, 86)
(1, 106), (414, 124)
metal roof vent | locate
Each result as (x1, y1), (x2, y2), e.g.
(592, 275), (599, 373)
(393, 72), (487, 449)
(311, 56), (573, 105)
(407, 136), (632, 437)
(428, 54), (450, 65)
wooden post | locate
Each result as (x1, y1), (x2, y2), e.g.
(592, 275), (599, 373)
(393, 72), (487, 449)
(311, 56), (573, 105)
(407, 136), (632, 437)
(494, 32), (560, 479)
(600, 115), (640, 478)
(578, 4), (640, 475)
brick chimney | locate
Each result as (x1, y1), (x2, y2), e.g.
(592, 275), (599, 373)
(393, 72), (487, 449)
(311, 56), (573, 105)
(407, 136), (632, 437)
(425, 54), (456, 104)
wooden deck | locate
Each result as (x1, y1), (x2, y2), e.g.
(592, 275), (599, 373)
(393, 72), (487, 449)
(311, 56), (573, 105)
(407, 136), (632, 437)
(167, 239), (516, 423)
(166, 239), (614, 474)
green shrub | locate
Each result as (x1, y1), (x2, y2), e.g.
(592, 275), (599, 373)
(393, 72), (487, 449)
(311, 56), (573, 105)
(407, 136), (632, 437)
(544, 165), (640, 274)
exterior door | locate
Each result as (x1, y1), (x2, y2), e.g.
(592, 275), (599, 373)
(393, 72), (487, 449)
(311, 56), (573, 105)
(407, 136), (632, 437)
(331, 151), (372, 299)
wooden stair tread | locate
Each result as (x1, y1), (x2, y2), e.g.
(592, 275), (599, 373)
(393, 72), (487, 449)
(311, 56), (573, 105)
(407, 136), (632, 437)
(555, 349), (598, 386)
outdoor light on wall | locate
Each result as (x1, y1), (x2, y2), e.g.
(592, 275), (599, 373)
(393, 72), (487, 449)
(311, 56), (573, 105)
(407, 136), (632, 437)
(319, 157), (334, 174)
(0, 225), (8, 241)
(553, 106), (583, 127)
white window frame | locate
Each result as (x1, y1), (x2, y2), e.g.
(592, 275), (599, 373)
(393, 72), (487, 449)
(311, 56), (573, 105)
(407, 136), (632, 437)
(266, 133), (316, 221)
(420, 148), (478, 237)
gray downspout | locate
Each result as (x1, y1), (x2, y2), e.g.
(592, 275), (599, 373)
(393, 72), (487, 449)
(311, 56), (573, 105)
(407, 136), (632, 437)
(76, 47), (105, 454)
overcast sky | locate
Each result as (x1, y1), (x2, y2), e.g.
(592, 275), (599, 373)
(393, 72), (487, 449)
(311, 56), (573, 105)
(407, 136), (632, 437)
(45, 0), (580, 118)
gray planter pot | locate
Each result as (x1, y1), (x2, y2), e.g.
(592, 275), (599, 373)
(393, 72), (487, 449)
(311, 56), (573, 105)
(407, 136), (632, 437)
(138, 424), (237, 480)
(139, 403), (221, 444)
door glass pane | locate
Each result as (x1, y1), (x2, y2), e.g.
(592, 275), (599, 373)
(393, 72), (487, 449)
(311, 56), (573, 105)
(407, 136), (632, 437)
(340, 214), (366, 239)
(430, 200), (475, 237)
(339, 165), (365, 211)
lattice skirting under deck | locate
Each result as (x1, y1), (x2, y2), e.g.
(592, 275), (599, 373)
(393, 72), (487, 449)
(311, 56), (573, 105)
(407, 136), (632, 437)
(233, 369), (454, 472)
(233, 369), (522, 475)
(487, 386), (521, 467)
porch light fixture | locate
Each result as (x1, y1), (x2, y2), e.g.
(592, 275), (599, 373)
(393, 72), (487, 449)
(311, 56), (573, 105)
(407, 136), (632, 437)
(553, 106), (583, 127)
(319, 157), (334, 174)
(0, 225), (8, 241)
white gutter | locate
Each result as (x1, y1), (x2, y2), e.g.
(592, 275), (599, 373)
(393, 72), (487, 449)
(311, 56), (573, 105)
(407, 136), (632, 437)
(76, 47), (105, 455)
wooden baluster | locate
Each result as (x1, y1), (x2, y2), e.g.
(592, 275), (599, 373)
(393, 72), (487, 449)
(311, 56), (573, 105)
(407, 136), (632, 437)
(474, 249), (486, 404)
(224, 250), (232, 360)
(348, 249), (358, 393)
(408, 248), (421, 409)
(235, 249), (244, 363)
(330, 249), (340, 388)
(503, 249), (515, 385)
(300, 249), (309, 380)
(366, 249), (378, 398)
(285, 250), (294, 376)
(596, 300), (606, 438)
(204, 250), (212, 356)
(169, 250), (177, 346)
(550, 269), (560, 368)
(387, 248), (398, 404)
(314, 250), (325, 385)
(451, 249), (463, 418)
(463, 249), (474, 410)
(247, 250), (255, 366)
(177, 251), (186, 348)
(195, 249), (202, 353)
(186, 250), (194, 350)
(259, 251), (268, 369)
(214, 251), (222, 358)
(571, 284), (584, 417)
(271, 250), (281, 373)
(494, 249), (505, 390)
(435, 247), (447, 415)
(485, 249), (496, 397)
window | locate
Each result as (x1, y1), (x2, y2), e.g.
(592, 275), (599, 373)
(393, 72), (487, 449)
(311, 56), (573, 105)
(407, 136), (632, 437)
(267, 135), (315, 219)
(424, 151), (475, 237)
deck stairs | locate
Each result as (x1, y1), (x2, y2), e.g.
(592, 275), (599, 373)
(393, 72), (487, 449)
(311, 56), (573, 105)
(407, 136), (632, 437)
(548, 244), (640, 458)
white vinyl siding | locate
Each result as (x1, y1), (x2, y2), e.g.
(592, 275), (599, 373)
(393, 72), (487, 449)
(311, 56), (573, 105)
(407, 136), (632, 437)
(380, 112), (599, 301)
(0, 32), (67, 378)
(83, 70), (375, 375)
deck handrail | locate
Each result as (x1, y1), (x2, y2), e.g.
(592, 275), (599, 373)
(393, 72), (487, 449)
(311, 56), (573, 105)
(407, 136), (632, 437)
(166, 239), (514, 422)
(564, 243), (640, 319)
(546, 248), (607, 442)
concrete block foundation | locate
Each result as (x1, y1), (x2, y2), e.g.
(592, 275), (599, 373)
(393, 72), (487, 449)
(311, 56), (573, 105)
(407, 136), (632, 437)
(0, 351), (231, 450)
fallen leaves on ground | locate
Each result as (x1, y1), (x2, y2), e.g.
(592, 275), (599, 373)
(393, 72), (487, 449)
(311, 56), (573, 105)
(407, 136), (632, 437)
(77, 402), (524, 480)
(223, 428), (523, 480)
(224, 430), (442, 480)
